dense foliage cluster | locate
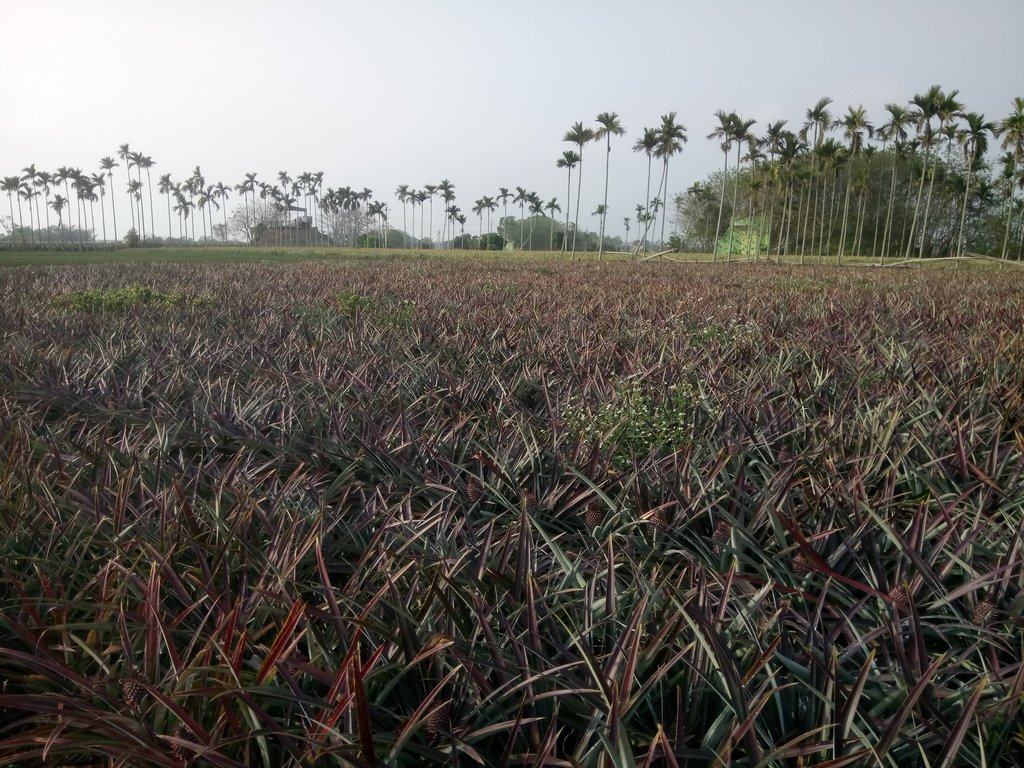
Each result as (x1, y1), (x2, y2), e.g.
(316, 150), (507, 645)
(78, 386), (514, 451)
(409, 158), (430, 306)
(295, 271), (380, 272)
(1, 258), (1023, 766)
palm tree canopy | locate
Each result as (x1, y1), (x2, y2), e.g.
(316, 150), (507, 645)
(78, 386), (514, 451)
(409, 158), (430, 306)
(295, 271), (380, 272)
(564, 122), (596, 152)
(556, 151), (581, 170)
(655, 112), (688, 159)
(802, 97), (834, 146)
(879, 103), (912, 143)
(959, 112), (997, 166)
(836, 105), (874, 155)
(707, 110), (737, 150)
(997, 97), (1024, 160)
(633, 127), (659, 156)
(595, 112), (626, 142)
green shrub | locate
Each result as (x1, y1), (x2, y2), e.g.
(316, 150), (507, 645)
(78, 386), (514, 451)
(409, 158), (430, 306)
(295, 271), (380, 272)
(55, 285), (206, 311)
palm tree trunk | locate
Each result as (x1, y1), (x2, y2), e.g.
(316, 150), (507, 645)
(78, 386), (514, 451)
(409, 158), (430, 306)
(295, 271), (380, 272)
(43, 191), (51, 244)
(145, 170), (155, 240)
(1001, 157), (1019, 260)
(905, 145), (930, 258)
(838, 173), (853, 263)
(660, 158), (671, 247)
(99, 196), (106, 244)
(918, 142), (942, 259)
(801, 179), (813, 264)
(572, 155), (583, 257)
(869, 148), (884, 258)
(779, 178), (792, 261)
(6, 194), (17, 246)
(108, 174), (118, 245)
(642, 154), (653, 257)
(727, 145), (743, 262)
(165, 194), (172, 243)
(25, 194), (35, 245)
(598, 134), (611, 262)
(765, 164), (778, 262)
(880, 155), (899, 265)
(564, 168), (572, 257)
(712, 151), (728, 262)
(33, 194), (42, 244)
(955, 154), (975, 258)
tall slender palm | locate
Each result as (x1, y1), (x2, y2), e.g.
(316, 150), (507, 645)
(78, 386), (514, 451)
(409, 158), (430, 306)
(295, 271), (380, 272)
(395, 184), (410, 247)
(18, 169), (37, 245)
(836, 105), (873, 261)
(496, 187), (512, 244)
(185, 168), (203, 244)
(34, 170), (54, 243)
(481, 195), (497, 249)
(724, 113), (754, 260)
(526, 193), (543, 249)
(876, 104), (912, 263)
(137, 155), (156, 240)
(555, 151), (580, 257)
(310, 172), (325, 245)
(438, 180), (455, 245)
(513, 186), (529, 248)
(99, 157), (119, 244)
(918, 89), (962, 258)
(563, 121), (596, 256)
(801, 97), (834, 257)
(116, 146), (133, 239)
(623, 216), (630, 249)
(81, 177), (98, 241)
(545, 197), (561, 251)
(904, 86), (942, 258)
(472, 198), (486, 248)
(996, 97), (1024, 260)
(954, 112), (995, 257)
(423, 184), (438, 247)
(654, 112), (689, 249)
(127, 178), (143, 241)
(49, 194), (67, 241)
(707, 111), (736, 260)
(2, 177), (22, 245)
(236, 173), (258, 245)
(126, 151), (146, 241)
(55, 167), (74, 242)
(632, 127), (659, 255)
(594, 111), (626, 261)
(276, 171), (291, 243)
(173, 191), (193, 240)
(414, 189), (428, 246)
(21, 165), (39, 243)
(214, 182), (230, 242)
(158, 174), (174, 242)
(455, 213), (467, 247)
(814, 138), (844, 260)
(760, 120), (788, 258)
(90, 173), (107, 243)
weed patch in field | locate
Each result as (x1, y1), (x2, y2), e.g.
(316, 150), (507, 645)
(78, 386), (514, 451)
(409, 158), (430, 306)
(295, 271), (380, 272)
(54, 285), (210, 311)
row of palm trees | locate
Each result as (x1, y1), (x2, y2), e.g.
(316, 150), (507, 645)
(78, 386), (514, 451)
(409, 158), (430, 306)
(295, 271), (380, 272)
(685, 91), (1024, 262)
(4, 91), (1022, 258)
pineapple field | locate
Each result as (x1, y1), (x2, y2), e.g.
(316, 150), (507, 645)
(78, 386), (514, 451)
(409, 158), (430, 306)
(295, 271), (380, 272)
(1, 256), (1023, 766)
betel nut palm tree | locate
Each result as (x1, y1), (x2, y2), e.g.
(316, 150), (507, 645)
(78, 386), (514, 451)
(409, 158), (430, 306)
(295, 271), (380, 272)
(707, 110), (736, 260)
(563, 121), (595, 256)
(99, 156), (119, 244)
(996, 97), (1024, 259)
(654, 112), (688, 250)
(555, 150), (580, 257)
(594, 111), (626, 262)
(632, 126), (659, 256)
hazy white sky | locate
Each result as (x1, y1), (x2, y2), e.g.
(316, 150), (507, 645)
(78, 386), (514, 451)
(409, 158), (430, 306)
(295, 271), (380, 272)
(2, 0), (1022, 240)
